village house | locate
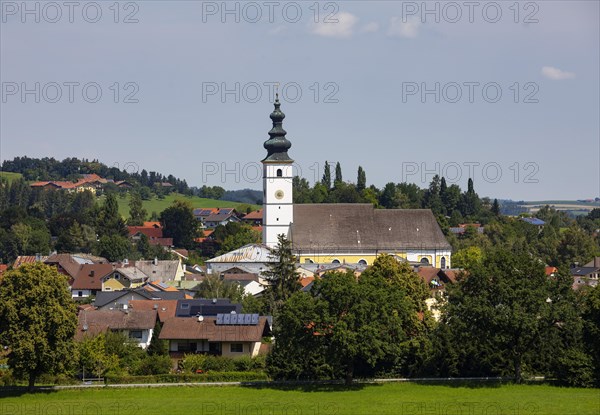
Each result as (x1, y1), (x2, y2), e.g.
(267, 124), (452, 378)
(159, 313), (271, 359)
(75, 308), (157, 349)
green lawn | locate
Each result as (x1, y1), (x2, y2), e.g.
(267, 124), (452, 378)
(0, 171), (23, 183)
(0, 383), (598, 414)
(101, 193), (260, 219)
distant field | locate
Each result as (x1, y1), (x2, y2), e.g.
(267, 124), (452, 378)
(0, 383), (597, 415)
(0, 171), (23, 183)
(522, 200), (599, 215)
(101, 193), (260, 218)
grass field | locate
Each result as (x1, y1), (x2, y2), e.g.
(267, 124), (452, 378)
(0, 171), (23, 183)
(101, 193), (260, 219)
(0, 383), (598, 415)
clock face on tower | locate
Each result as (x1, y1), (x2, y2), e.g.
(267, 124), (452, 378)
(275, 190), (284, 200)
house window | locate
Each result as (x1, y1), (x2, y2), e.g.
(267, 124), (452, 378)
(78, 291), (83, 297)
(230, 343), (243, 353)
(114, 275), (120, 280)
(277, 169), (282, 177)
(129, 330), (143, 340)
(441, 257), (446, 269)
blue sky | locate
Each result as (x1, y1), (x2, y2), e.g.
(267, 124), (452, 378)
(1, 1), (598, 200)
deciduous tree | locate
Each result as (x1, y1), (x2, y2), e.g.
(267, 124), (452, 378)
(0, 263), (77, 390)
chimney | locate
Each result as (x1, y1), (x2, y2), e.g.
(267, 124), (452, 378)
(153, 257), (158, 266)
(90, 270), (95, 277)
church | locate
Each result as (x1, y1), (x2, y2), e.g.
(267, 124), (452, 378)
(261, 96), (452, 268)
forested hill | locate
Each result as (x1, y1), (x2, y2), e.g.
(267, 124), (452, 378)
(1, 156), (190, 194)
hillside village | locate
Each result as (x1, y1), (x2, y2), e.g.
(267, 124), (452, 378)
(1, 98), (600, 389)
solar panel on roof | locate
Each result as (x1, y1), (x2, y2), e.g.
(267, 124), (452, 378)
(230, 314), (238, 324)
(223, 314), (231, 324)
(244, 314), (252, 324)
(216, 314), (224, 325)
(251, 314), (259, 325)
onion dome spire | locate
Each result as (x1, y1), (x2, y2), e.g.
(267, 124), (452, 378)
(262, 93), (293, 162)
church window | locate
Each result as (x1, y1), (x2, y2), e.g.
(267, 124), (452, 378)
(358, 259), (367, 265)
(420, 257), (430, 265)
(441, 257), (446, 269)
(277, 169), (282, 177)
(332, 259), (340, 264)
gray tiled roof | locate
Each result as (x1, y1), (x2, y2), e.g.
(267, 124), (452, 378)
(291, 204), (451, 251)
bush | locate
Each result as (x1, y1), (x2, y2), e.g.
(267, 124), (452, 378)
(105, 371), (268, 384)
(133, 354), (172, 376)
(554, 348), (595, 388)
(234, 356), (253, 372)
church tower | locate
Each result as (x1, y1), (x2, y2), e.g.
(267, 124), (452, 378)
(262, 94), (293, 248)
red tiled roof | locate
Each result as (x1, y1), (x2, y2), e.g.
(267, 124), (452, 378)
(128, 226), (163, 239)
(71, 264), (114, 290)
(144, 222), (162, 229)
(12, 256), (47, 268)
(545, 266), (558, 276)
(149, 238), (173, 247)
(159, 316), (270, 342)
(242, 210), (263, 220)
(44, 254), (82, 278)
(0, 264), (8, 275)
(75, 309), (157, 341)
(130, 299), (178, 322)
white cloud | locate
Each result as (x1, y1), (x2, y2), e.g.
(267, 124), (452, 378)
(310, 12), (358, 39)
(360, 22), (380, 33)
(541, 66), (576, 80)
(387, 16), (421, 39)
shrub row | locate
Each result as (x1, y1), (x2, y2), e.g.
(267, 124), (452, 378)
(105, 371), (269, 384)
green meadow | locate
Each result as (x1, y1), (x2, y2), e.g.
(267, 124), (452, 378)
(1, 383), (598, 415)
(100, 193), (260, 219)
(0, 172), (23, 183)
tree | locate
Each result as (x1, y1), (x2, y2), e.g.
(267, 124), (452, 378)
(147, 321), (168, 356)
(0, 263), (77, 390)
(442, 248), (553, 382)
(262, 235), (300, 313)
(195, 274), (245, 303)
(321, 161), (331, 189)
(96, 234), (131, 262)
(334, 162), (343, 188)
(461, 178), (481, 217)
(356, 166), (366, 192)
(127, 191), (147, 226)
(268, 256), (430, 384)
(557, 226), (598, 266)
(160, 200), (200, 249)
(97, 192), (127, 238)
(492, 198), (500, 216)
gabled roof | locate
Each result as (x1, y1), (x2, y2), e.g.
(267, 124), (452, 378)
(112, 266), (149, 282)
(135, 260), (182, 281)
(128, 226), (163, 239)
(571, 266), (600, 276)
(242, 210), (263, 220)
(159, 316), (270, 342)
(129, 299), (178, 323)
(291, 204), (452, 251)
(206, 244), (274, 263)
(45, 254), (90, 278)
(144, 222), (162, 229)
(71, 264), (114, 290)
(94, 289), (186, 308)
(75, 309), (157, 340)
(13, 255), (48, 268)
